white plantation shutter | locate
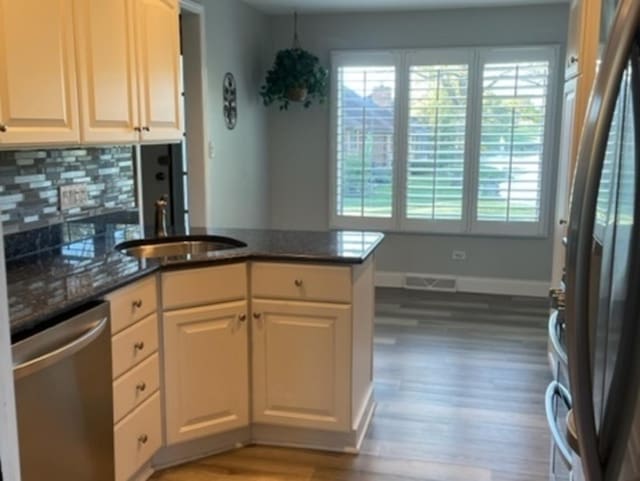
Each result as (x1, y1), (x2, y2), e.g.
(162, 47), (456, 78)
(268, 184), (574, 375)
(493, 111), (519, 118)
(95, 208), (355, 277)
(475, 53), (552, 234)
(333, 53), (396, 227)
(330, 47), (558, 236)
(405, 62), (469, 227)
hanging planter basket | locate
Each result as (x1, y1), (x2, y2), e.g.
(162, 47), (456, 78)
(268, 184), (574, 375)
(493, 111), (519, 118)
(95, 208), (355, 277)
(260, 14), (328, 111)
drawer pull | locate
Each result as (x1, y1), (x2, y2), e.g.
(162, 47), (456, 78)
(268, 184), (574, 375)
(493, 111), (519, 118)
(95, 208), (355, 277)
(142, 126), (151, 132)
(238, 314), (247, 322)
(253, 312), (262, 319)
(0, 124), (7, 132)
(132, 299), (143, 309)
(134, 341), (145, 351)
(136, 382), (147, 392)
(138, 434), (148, 445)
(294, 279), (303, 287)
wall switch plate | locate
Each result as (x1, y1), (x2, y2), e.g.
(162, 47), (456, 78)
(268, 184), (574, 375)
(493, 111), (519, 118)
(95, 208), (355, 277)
(59, 184), (89, 210)
(452, 250), (467, 261)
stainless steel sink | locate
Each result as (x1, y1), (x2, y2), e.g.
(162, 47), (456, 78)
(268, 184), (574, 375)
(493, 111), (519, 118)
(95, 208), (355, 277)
(115, 235), (246, 259)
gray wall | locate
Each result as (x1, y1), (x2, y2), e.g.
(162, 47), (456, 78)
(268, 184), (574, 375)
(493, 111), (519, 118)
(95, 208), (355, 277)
(267, 4), (569, 281)
(203, 0), (271, 228)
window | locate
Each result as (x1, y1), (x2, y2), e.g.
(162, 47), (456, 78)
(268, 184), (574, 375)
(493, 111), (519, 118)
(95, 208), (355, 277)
(331, 47), (558, 236)
(333, 52), (396, 227)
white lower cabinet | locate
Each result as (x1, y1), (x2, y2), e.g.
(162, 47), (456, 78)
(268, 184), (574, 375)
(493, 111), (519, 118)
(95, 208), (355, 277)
(251, 299), (351, 431)
(114, 393), (162, 481)
(161, 264), (249, 447)
(106, 276), (162, 481)
(163, 300), (249, 444)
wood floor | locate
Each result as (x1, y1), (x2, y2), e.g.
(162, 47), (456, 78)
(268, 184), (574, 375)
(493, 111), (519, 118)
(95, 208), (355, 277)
(151, 288), (552, 481)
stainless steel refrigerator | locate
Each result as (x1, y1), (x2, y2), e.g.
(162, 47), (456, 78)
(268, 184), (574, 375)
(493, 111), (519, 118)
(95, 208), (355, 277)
(565, 0), (640, 481)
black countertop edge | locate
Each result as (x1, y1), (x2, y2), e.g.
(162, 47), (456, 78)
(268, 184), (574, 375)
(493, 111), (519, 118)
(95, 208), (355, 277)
(7, 227), (385, 342)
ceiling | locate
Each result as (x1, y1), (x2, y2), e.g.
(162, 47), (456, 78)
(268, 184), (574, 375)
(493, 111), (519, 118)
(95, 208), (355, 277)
(240, 0), (567, 14)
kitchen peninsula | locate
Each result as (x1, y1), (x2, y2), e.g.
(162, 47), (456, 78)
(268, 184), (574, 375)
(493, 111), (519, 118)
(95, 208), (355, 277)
(5, 212), (384, 481)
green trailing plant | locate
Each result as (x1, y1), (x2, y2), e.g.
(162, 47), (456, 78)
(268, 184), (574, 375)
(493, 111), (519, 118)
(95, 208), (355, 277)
(260, 13), (328, 111)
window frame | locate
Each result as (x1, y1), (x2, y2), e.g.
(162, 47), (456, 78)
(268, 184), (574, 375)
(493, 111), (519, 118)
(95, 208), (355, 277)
(329, 45), (560, 238)
(330, 50), (402, 231)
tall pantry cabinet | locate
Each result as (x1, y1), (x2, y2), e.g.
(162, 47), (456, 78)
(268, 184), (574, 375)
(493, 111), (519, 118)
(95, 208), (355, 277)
(551, 0), (601, 286)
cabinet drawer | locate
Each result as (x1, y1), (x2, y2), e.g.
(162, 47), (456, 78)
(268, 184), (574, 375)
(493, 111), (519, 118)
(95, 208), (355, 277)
(251, 262), (352, 304)
(114, 392), (162, 481)
(107, 276), (157, 334)
(162, 263), (246, 309)
(112, 313), (158, 379)
(113, 353), (160, 424)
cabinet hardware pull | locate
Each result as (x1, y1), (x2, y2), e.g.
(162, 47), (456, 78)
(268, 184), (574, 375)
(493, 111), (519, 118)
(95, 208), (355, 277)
(134, 126), (142, 132)
(132, 299), (143, 309)
(0, 124), (6, 132)
(294, 279), (303, 287)
(138, 434), (148, 444)
(134, 341), (145, 351)
(238, 314), (247, 322)
(253, 312), (262, 319)
(142, 126), (151, 132)
(136, 382), (147, 392)
(570, 55), (579, 64)
(559, 218), (568, 225)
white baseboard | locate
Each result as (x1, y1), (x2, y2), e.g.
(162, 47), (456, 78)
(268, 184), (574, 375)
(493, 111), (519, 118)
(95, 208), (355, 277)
(376, 271), (549, 298)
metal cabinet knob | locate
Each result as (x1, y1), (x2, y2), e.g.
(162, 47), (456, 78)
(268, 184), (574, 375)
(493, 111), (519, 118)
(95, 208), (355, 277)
(138, 434), (148, 444)
(134, 341), (145, 351)
(134, 126), (142, 132)
(142, 126), (151, 132)
(253, 312), (262, 319)
(0, 124), (6, 132)
(559, 218), (568, 225)
(132, 299), (143, 309)
(238, 314), (247, 322)
(569, 55), (579, 65)
(136, 382), (147, 392)
(294, 279), (303, 287)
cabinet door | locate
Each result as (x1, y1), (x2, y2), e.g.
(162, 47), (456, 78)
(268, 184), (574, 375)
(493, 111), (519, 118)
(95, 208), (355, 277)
(74, 0), (139, 143)
(133, 0), (183, 143)
(565, 0), (582, 79)
(551, 78), (577, 287)
(163, 300), (249, 444)
(0, 0), (79, 145)
(252, 299), (351, 432)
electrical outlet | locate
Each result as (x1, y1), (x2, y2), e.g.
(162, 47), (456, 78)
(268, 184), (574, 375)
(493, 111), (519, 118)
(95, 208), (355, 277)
(452, 250), (467, 261)
(59, 184), (89, 210)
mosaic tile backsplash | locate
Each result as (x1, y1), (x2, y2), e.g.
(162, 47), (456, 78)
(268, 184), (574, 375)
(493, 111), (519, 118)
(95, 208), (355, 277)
(0, 146), (136, 234)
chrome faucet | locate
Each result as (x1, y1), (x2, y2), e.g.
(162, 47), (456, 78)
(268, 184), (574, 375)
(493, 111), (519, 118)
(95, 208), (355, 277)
(155, 195), (168, 237)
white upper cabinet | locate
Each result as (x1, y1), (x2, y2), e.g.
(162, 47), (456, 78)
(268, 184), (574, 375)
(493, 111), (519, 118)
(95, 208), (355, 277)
(133, 0), (183, 143)
(74, 0), (139, 144)
(0, 0), (80, 145)
(0, 0), (182, 147)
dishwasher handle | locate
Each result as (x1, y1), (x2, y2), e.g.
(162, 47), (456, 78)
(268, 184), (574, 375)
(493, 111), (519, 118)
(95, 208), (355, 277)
(14, 315), (108, 380)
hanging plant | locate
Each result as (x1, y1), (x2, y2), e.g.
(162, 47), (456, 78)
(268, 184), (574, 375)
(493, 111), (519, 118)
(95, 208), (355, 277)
(260, 13), (329, 111)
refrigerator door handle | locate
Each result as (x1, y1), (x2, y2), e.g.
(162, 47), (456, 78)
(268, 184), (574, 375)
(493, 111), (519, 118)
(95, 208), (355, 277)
(566, 2), (640, 481)
(545, 381), (574, 468)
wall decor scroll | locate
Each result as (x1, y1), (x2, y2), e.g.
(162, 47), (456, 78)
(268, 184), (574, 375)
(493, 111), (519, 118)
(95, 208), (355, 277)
(223, 72), (237, 130)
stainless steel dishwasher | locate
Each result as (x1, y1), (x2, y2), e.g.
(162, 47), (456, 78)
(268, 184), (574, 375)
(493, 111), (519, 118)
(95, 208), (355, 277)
(12, 301), (114, 481)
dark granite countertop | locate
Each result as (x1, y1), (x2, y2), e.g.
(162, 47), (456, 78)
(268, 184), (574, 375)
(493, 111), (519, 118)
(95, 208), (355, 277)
(5, 213), (384, 341)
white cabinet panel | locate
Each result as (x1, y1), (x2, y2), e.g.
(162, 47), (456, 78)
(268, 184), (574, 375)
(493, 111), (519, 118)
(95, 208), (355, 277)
(0, 0), (79, 145)
(164, 300), (249, 444)
(252, 299), (351, 432)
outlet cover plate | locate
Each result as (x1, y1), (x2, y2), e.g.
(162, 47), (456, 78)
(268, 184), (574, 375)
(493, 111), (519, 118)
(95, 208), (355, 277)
(59, 184), (89, 210)
(452, 250), (467, 261)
